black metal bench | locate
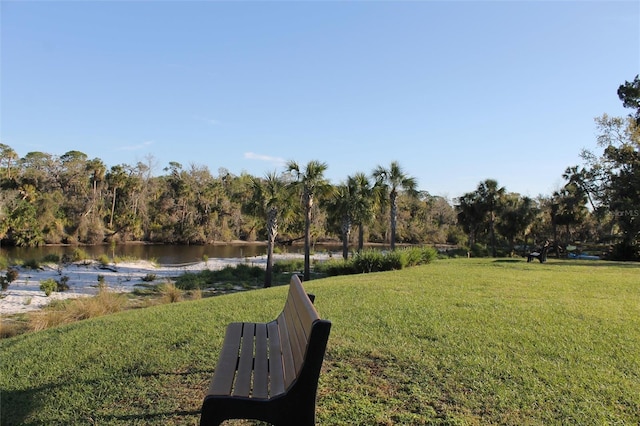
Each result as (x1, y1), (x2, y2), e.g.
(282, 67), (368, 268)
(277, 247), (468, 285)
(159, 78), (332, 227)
(200, 274), (331, 426)
(527, 241), (550, 263)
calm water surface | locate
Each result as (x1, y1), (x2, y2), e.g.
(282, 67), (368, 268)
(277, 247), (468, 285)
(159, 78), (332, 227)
(0, 243), (345, 265)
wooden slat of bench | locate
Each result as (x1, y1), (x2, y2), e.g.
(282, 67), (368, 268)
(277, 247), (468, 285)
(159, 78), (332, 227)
(290, 277), (320, 331)
(252, 323), (269, 399)
(208, 322), (243, 396)
(277, 313), (298, 390)
(232, 323), (255, 398)
(283, 300), (305, 376)
(267, 321), (285, 396)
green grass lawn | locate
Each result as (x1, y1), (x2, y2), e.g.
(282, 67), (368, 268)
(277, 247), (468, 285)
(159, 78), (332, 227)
(2, 258), (639, 425)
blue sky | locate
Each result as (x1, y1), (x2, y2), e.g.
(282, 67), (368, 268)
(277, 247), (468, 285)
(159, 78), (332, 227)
(1, 1), (638, 201)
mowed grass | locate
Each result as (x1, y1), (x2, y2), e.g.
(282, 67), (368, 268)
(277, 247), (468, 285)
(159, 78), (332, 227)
(1, 258), (639, 425)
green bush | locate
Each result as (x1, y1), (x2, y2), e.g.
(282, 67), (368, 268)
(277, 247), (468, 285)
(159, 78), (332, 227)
(315, 258), (356, 276)
(174, 264), (265, 290)
(352, 249), (385, 273)
(174, 271), (211, 290)
(40, 279), (58, 296)
(273, 259), (304, 273)
(72, 248), (89, 262)
(315, 247), (438, 277)
(41, 253), (61, 263)
(233, 263), (264, 279)
(381, 250), (405, 270)
(23, 259), (41, 270)
(97, 254), (110, 266)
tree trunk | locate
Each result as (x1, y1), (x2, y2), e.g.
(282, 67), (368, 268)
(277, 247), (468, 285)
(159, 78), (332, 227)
(341, 215), (351, 260)
(304, 193), (312, 281)
(264, 208), (278, 288)
(390, 192), (397, 250)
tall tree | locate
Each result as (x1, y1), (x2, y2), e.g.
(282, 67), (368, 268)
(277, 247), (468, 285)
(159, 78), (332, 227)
(0, 144), (18, 181)
(247, 172), (293, 287)
(477, 179), (506, 257)
(496, 194), (538, 256)
(348, 173), (378, 252)
(287, 160), (331, 281)
(618, 75), (640, 125)
(372, 161), (417, 250)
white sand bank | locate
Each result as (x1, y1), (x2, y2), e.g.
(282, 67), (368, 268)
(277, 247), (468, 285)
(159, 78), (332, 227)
(1, 253), (331, 315)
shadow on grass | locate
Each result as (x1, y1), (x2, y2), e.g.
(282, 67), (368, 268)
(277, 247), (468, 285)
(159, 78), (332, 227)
(1, 368), (212, 426)
(1, 385), (49, 426)
(545, 259), (640, 268)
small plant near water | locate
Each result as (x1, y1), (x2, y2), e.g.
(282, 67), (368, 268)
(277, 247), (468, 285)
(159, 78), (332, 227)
(41, 253), (61, 264)
(1, 268), (19, 291)
(39, 279), (58, 296)
(141, 273), (157, 282)
(72, 248), (89, 262)
(97, 254), (111, 267)
(273, 259), (305, 273)
(160, 281), (182, 303)
(23, 259), (41, 270)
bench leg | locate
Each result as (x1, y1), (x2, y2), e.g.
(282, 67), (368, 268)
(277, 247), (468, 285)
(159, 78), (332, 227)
(201, 396), (316, 426)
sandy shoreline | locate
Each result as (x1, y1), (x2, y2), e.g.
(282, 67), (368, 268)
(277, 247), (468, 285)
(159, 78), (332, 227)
(1, 253), (330, 315)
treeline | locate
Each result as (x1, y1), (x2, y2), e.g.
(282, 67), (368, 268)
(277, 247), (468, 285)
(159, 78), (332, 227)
(0, 152), (458, 248)
(1, 76), (638, 260)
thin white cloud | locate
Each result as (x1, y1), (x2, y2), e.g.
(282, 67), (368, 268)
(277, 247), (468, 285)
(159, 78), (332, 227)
(194, 116), (221, 126)
(117, 140), (153, 151)
(244, 152), (286, 166)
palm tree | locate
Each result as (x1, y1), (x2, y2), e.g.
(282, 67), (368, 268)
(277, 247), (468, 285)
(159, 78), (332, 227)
(372, 161), (417, 250)
(286, 160), (331, 281)
(247, 172), (292, 288)
(347, 173), (377, 252)
(324, 183), (353, 260)
(477, 179), (506, 257)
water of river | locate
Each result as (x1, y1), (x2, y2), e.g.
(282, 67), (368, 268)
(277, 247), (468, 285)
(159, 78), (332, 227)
(0, 243), (347, 265)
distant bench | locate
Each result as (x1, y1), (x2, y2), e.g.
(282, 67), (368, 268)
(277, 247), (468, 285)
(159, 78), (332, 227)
(527, 242), (550, 263)
(200, 274), (332, 426)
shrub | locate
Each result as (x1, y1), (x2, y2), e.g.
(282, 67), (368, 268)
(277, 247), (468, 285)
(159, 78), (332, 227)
(160, 281), (182, 303)
(380, 250), (405, 270)
(273, 259), (304, 273)
(141, 273), (157, 282)
(57, 275), (70, 292)
(6, 268), (19, 283)
(23, 259), (41, 270)
(352, 249), (385, 273)
(29, 291), (127, 331)
(40, 279), (58, 296)
(97, 254), (110, 267)
(315, 258), (356, 276)
(71, 248), (89, 262)
(233, 263), (264, 279)
(41, 253), (61, 263)
(174, 271), (209, 290)
(0, 261), (13, 290)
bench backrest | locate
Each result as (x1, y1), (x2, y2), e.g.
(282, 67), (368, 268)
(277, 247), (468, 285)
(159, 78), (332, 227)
(275, 274), (329, 392)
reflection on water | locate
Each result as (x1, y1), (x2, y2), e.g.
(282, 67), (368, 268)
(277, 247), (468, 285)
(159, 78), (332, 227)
(0, 243), (347, 265)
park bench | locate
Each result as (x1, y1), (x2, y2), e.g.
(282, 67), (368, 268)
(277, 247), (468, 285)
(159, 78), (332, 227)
(200, 274), (331, 426)
(527, 241), (550, 263)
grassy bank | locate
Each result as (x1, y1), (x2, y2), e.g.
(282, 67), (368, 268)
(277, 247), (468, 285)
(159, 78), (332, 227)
(1, 258), (639, 425)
